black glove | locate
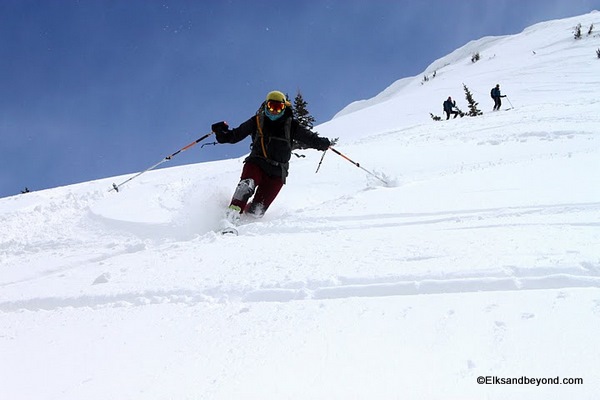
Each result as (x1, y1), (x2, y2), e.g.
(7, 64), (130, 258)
(211, 121), (230, 143)
(314, 137), (331, 151)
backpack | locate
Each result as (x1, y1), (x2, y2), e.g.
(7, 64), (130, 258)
(254, 106), (293, 165)
(490, 88), (494, 98)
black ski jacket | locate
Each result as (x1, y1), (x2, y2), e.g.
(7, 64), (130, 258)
(219, 106), (328, 181)
(443, 99), (456, 112)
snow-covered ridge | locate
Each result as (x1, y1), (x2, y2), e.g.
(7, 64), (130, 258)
(333, 11), (600, 122)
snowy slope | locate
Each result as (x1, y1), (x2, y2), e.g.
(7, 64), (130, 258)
(1, 11), (600, 400)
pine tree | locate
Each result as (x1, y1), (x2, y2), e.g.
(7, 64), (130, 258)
(574, 23), (582, 39)
(290, 90), (317, 151)
(463, 84), (482, 116)
(454, 105), (466, 118)
(293, 90), (316, 129)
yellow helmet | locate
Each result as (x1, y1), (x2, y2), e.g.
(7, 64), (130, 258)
(265, 90), (291, 106)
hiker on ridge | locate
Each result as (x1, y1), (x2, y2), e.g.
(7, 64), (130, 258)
(443, 96), (459, 120)
(491, 84), (506, 111)
(211, 90), (332, 231)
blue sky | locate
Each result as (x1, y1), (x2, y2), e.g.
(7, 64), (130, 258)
(1, 0), (598, 198)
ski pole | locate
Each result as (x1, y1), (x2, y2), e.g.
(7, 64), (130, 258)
(315, 148), (328, 173)
(328, 147), (388, 185)
(109, 131), (215, 192)
(505, 96), (514, 109)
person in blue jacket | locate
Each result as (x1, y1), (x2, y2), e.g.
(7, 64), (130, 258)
(491, 84), (506, 111)
(443, 96), (459, 119)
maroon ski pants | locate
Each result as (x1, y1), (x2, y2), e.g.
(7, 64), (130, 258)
(230, 162), (284, 215)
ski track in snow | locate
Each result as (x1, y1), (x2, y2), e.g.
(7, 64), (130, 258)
(1, 192), (598, 308)
(1, 200), (599, 312)
(1, 267), (599, 312)
(257, 201), (600, 233)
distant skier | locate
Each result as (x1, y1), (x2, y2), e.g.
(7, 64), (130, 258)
(443, 96), (459, 119)
(211, 90), (332, 232)
(490, 84), (506, 111)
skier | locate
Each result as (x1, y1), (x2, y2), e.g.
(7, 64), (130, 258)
(211, 90), (331, 232)
(443, 96), (459, 119)
(491, 84), (506, 111)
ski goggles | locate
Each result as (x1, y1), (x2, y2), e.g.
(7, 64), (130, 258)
(266, 100), (286, 114)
